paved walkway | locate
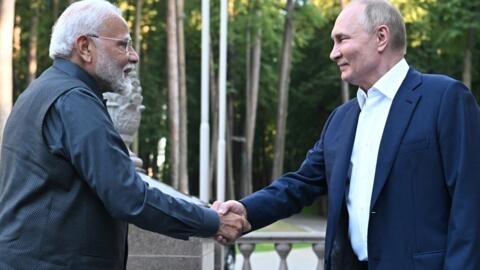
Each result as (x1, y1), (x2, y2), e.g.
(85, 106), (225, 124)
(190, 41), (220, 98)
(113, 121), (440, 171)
(283, 213), (326, 232)
(234, 214), (326, 270)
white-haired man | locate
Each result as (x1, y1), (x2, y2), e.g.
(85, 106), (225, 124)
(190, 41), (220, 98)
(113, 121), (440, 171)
(0, 1), (249, 268)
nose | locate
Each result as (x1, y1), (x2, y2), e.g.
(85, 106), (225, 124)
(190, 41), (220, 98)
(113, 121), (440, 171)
(128, 48), (139, 64)
(329, 45), (340, 61)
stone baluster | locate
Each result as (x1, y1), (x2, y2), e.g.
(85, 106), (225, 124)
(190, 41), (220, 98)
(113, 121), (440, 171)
(236, 231), (325, 270)
(275, 242), (292, 270)
(313, 242), (325, 270)
(239, 243), (256, 270)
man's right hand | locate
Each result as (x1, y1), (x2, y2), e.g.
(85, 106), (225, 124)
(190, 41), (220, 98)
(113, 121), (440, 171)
(212, 200), (247, 216)
(212, 200), (250, 245)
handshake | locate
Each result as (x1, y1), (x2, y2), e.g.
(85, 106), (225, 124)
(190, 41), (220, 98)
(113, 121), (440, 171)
(211, 200), (251, 245)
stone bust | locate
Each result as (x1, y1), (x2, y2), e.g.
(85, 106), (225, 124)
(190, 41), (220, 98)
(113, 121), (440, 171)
(104, 71), (145, 171)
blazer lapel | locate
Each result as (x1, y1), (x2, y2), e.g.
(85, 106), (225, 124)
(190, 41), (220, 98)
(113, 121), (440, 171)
(370, 69), (422, 209)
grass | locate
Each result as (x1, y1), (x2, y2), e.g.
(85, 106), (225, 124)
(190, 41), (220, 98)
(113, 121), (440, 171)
(251, 242), (312, 253)
(234, 202), (326, 254)
(258, 220), (305, 232)
(235, 219), (312, 253)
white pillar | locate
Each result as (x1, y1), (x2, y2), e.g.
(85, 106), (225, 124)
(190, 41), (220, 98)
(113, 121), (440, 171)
(199, 0), (210, 203)
(216, 0), (228, 202)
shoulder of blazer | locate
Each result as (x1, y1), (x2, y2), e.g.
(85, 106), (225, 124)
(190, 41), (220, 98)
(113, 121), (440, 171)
(405, 66), (463, 91)
(332, 97), (359, 117)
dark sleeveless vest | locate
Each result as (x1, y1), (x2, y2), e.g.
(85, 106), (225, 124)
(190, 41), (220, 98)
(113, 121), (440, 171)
(0, 65), (127, 269)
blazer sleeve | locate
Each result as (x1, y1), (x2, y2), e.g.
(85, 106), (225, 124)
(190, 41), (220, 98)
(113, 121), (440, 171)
(45, 89), (219, 240)
(240, 119), (333, 230)
(438, 80), (480, 269)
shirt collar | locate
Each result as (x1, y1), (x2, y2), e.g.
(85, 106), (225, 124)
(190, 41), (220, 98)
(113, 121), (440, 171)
(356, 58), (409, 109)
(52, 58), (103, 102)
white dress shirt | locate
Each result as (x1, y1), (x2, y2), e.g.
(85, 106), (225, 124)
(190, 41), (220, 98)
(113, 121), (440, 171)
(347, 59), (409, 261)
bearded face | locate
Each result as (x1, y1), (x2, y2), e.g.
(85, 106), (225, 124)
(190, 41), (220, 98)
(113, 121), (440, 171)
(95, 52), (135, 96)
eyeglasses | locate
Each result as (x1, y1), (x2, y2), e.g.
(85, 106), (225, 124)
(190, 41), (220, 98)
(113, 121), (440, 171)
(87, 34), (133, 54)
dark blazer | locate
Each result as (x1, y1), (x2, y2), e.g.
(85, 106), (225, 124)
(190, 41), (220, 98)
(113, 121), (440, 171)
(241, 68), (480, 270)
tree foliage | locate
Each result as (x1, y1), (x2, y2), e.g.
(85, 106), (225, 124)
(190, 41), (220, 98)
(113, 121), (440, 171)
(7, 0), (480, 199)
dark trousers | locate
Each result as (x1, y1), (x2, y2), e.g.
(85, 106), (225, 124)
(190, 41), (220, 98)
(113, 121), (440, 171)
(358, 261), (369, 270)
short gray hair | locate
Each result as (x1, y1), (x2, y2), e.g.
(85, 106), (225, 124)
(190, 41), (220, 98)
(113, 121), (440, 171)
(49, 0), (123, 59)
(357, 0), (407, 54)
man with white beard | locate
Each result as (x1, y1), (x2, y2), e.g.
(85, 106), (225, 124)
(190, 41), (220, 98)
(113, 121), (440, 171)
(0, 1), (250, 269)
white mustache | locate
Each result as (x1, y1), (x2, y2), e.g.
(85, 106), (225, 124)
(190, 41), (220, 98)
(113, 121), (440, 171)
(124, 65), (136, 76)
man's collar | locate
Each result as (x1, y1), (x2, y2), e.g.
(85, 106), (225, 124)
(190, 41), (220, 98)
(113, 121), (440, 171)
(356, 58), (409, 109)
(52, 58), (104, 102)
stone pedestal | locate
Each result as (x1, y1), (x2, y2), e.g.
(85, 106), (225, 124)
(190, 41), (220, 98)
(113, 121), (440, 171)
(127, 224), (215, 270)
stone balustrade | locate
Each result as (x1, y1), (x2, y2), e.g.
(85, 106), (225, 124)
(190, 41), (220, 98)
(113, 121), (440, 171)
(236, 231), (326, 270)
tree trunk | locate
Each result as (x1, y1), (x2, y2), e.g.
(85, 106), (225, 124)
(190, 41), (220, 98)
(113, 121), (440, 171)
(52, 0), (59, 19)
(341, 81), (349, 103)
(0, 0), (15, 145)
(209, 44), (219, 200)
(166, 0), (180, 189)
(226, 96), (235, 200)
(271, 0), (295, 179)
(241, 1), (262, 197)
(340, 0), (349, 103)
(462, 27), (475, 90)
(240, 2), (251, 198)
(134, 0), (143, 69)
(176, 0), (189, 194)
(27, 0), (40, 84)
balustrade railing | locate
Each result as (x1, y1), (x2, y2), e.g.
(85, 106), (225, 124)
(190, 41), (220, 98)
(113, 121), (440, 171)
(236, 231), (325, 270)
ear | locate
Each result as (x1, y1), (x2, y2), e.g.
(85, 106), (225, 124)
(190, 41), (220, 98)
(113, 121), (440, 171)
(75, 35), (93, 62)
(376, 25), (389, 53)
